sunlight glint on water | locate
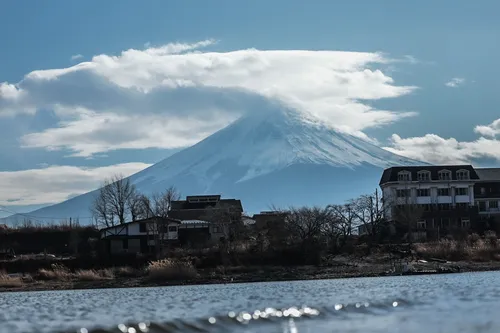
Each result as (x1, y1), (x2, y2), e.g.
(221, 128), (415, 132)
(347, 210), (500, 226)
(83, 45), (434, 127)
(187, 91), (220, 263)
(1, 272), (500, 333)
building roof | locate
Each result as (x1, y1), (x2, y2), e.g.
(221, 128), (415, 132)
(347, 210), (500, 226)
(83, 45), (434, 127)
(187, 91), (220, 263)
(475, 168), (500, 182)
(171, 196), (243, 211)
(99, 216), (181, 232)
(379, 165), (479, 185)
(181, 220), (210, 225)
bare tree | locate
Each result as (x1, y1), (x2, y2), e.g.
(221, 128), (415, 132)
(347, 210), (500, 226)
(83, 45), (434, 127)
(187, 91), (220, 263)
(135, 186), (180, 257)
(325, 204), (354, 248)
(151, 186), (181, 218)
(385, 187), (424, 244)
(137, 194), (154, 219)
(127, 192), (143, 222)
(349, 189), (386, 240)
(91, 174), (136, 227)
(285, 206), (327, 250)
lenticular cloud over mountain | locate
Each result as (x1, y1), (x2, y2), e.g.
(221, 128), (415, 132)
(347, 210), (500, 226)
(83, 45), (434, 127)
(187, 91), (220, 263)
(0, 41), (426, 223)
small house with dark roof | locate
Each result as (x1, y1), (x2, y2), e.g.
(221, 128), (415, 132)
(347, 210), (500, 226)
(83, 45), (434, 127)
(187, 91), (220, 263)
(100, 217), (181, 254)
(379, 165), (480, 240)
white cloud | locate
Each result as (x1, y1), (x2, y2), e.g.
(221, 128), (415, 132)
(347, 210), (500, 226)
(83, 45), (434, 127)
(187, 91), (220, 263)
(0, 39), (418, 156)
(70, 54), (84, 61)
(0, 163), (151, 205)
(474, 118), (500, 138)
(21, 107), (236, 157)
(0, 82), (22, 99)
(383, 118), (500, 164)
(445, 77), (466, 88)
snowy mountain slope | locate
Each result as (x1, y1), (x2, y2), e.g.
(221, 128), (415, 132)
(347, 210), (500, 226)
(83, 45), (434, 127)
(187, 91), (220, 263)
(2, 109), (424, 225)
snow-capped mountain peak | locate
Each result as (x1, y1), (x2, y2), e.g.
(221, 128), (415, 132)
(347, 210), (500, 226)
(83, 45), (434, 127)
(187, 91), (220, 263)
(133, 109), (420, 187)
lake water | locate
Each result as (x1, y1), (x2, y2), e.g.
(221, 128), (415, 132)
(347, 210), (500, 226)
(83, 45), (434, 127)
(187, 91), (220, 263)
(1, 271), (500, 333)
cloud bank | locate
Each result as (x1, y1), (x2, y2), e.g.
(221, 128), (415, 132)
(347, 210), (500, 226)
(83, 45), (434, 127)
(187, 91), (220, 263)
(384, 118), (500, 164)
(0, 163), (151, 206)
(0, 40), (417, 157)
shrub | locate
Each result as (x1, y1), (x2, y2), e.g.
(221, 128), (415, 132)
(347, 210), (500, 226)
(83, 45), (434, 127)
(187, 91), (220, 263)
(467, 233), (481, 246)
(147, 258), (197, 281)
(74, 269), (103, 281)
(414, 236), (500, 262)
(114, 266), (141, 277)
(38, 264), (72, 280)
(0, 271), (23, 288)
(485, 231), (498, 248)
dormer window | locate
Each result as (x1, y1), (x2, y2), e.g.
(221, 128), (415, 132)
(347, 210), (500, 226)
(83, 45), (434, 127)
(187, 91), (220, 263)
(417, 170), (431, 181)
(456, 169), (470, 180)
(397, 171), (411, 182)
(438, 170), (452, 181)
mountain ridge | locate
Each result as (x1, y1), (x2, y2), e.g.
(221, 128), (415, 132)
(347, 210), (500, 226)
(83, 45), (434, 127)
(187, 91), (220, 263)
(1, 109), (425, 225)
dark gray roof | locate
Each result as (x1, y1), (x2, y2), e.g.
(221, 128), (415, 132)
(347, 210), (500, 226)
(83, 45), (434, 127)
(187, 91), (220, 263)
(475, 168), (500, 182)
(379, 165), (479, 185)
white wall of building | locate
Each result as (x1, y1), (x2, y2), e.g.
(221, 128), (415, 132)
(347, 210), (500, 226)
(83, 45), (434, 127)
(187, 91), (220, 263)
(382, 180), (476, 221)
(100, 221), (179, 240)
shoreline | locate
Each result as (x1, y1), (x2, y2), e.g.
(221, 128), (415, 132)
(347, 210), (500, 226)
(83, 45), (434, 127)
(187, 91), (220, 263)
(3, 261), (500, 293)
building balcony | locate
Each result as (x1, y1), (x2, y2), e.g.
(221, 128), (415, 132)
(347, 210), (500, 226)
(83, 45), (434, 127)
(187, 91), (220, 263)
(455, 195), (471, 203)
(479, 208), (500, 215)
(416, 196), (432, 204)
(436, 196), (453, 204)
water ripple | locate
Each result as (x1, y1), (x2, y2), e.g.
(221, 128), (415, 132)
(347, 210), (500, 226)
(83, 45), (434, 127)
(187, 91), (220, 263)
(70, 301), (407, 333)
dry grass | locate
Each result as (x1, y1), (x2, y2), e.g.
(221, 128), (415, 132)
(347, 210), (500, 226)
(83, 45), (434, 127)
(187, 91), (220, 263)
(114, 266), (141, 277)
(415, 232), (500, 262)
(38, 264), (116, 281)
(38, 264), (72, 280)
(74, 268), (115, 281)
(147, 258), (198, 281)
(0, 271), (23, 288)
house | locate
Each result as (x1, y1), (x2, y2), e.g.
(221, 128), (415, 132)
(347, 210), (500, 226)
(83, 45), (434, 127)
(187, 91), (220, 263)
(169, 195), (244, 242)
(252, 211), (287, 231)
(474, 168), (500, 230)
(379, 165), (480, 240)
(100, 217), (181, 254)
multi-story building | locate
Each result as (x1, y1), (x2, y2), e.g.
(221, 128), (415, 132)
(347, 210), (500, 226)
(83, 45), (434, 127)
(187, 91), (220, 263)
(474, 168), (500, 229)
(379, 165), (480, 239)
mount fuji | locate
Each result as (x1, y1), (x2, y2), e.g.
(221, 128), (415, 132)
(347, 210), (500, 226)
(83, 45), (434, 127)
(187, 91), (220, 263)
(3, 109), (424, 225)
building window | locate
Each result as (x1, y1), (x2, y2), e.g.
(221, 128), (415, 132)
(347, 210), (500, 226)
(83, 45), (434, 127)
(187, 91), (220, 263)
(437, 188), (450, 196)
(416, 220), (427, 230)
(478, 201), (487, 212)
(213, 226), (221, 233)
(168, 226), (178, 232)
(456, 169), (470, 180)
(440, 218), (450, 227)
(438, 170), (452, 181)
(417, 189), (430, 197)
(456, 203), (468, 209)
(397, 189), (411, 197)
(417, 171), (431, 181)
(456, 188), (468, 196)
(398, 171), (411, 182)
(438, 203), (450, 211)
(490, 201), (499, 209)
(139, 223), (146, 232)
(480, 187), (486, 195)
(461, 218), (470, 228)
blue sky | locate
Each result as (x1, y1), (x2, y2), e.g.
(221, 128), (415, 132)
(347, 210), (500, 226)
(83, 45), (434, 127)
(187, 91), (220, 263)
(0, 0), (499, 216)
